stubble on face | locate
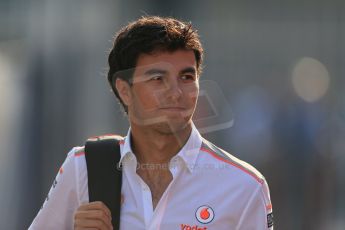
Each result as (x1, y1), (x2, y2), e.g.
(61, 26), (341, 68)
(127, 50), (199, 136)
(129, 98), (196, 135)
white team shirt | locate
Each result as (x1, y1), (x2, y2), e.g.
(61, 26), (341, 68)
(29, 124), (273, 230)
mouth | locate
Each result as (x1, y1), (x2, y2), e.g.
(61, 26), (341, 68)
(159, 107), (186, 111)
(158, 107), (194, 118)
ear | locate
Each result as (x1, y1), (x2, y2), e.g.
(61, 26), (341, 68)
(115, 79), (132, 106)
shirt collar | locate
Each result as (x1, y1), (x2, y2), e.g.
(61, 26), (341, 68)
(119, 122), (202, 173)
(119, 127), (134, 164)
(173, 123), (202, 173)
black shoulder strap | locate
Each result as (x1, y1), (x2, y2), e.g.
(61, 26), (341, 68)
(85, 135), (123, 230)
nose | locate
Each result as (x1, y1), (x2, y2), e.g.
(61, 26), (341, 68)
(166, 80), (182, 101)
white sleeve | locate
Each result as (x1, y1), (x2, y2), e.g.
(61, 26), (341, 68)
(236, 179), (274, 230)
(29, 148), (79, 230)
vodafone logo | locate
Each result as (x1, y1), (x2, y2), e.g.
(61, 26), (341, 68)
(195, 205), (214, 224)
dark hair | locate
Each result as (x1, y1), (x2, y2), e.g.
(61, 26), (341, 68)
(107, 16), (204, 113)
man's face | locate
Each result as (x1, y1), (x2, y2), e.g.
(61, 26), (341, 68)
(121, 49), (199, 134)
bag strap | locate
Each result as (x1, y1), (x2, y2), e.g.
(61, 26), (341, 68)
(85, 135), (123, 230)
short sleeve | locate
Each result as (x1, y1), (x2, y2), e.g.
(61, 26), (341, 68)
(236, 179), (274, 230)
(29, 148), (79, 230)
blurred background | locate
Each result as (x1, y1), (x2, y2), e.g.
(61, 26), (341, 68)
(1, 0), (344, 229)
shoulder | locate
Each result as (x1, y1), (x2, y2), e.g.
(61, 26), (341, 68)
(64, 146), (86, 171)
(64, 146), (87, 184)
(73, 146), (85, 157)
(67, 132), (124, 158)
(197, 139), (273, 222)
(69, 133), (124, 158)
(199, 138), (265, 185)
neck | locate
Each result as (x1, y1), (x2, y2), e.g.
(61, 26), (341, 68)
(130, 123), (193, 165)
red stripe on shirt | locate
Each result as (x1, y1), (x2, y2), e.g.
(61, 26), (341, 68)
(200, 147), (264, 184)
(74, 151), (85, 157)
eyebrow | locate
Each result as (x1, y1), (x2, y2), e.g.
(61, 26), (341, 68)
(179, 67), (196, 75)
(144, 69), (168, 76)
(143, 67), (196, 76)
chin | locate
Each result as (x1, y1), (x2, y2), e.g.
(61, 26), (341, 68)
(152, 119), (191, 135)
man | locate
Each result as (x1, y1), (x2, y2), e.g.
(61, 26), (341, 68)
(30, 16), (273, 230)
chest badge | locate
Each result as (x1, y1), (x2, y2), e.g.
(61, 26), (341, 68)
(195, 205), (215, 224)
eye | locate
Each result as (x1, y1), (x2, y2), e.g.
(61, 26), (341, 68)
(150, 75), (163, 81)
(181, 74), (196, 81)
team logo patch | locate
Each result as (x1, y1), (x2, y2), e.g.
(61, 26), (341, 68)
(195, 205), (214, 224)
(267, 212), (274, 228)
